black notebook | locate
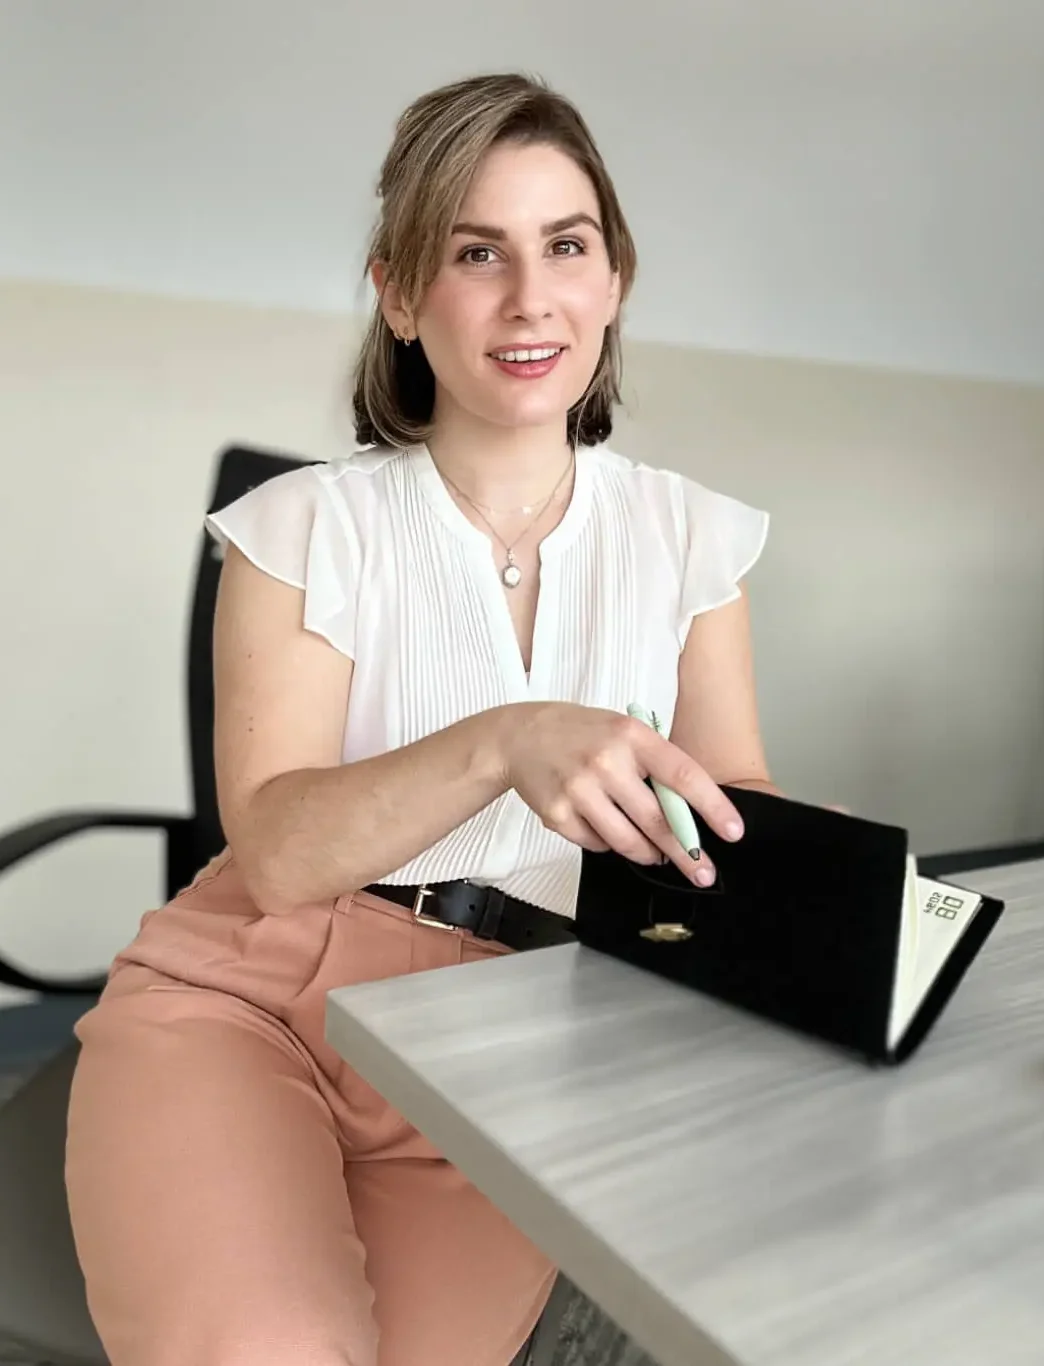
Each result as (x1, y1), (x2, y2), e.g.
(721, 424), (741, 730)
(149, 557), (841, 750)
(573, 786), (1005, 1064)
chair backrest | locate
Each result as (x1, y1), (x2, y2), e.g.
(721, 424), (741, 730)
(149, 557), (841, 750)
(178, 444), (311, 885)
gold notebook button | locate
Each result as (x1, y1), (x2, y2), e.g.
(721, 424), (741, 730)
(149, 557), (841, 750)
(640, 923), (693, 943)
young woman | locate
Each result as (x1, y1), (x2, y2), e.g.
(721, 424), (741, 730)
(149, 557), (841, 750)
(65, 72), (776, 1366)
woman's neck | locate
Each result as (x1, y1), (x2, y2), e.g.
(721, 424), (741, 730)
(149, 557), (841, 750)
(425, 404), (573, 510)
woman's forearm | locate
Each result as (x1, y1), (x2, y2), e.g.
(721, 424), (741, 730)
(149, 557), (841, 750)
(237, 705), (519, 915)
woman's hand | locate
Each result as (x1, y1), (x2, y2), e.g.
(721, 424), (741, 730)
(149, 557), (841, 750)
(499, 703), (745, 885)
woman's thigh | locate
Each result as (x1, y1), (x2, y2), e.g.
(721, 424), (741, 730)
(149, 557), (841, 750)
(66, 972), (378, 1366)
(69, 878), (558, 1365)
(348, 1152), (556, 1366)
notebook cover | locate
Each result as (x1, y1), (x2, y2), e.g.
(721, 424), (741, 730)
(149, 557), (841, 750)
(574, 787), (910, 1063)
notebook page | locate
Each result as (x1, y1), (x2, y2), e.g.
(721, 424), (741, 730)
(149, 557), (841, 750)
(888, 871), (984, 1048)
(887, 855), (922, 1048)
(908, 876), (984, 1011)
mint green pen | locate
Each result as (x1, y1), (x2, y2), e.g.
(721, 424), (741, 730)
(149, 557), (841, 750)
(627, 703), (702, 860)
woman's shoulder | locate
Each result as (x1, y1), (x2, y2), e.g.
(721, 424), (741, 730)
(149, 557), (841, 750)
(312, 445), (405, 500)
(206, 445), (407, 567)
(587, 443), (766, 521)
(206, 447), (398, 543)
(586, 446), (770, 629)
(202, 448), (407, 659)
(319, 444), (404, 480)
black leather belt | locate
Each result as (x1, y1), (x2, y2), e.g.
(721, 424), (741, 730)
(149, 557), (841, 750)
(362, 879), (576, 952)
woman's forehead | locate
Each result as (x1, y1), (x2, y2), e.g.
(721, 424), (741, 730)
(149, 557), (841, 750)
(456, 142), (601, 230)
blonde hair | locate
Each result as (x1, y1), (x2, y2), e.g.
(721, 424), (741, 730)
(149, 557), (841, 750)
(352, 73), (637, 449)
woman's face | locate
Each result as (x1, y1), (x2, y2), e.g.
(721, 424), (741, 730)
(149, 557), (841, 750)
(406, 141), (620, 438)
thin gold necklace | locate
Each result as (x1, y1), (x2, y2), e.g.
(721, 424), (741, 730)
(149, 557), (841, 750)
(439, 455), (575, 589)
(462, 491), (546, 516)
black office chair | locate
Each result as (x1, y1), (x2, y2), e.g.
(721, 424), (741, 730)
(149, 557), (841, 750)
(0, 444), (308, 1364)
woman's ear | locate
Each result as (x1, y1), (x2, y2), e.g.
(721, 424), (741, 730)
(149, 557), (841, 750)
(371, 262), (413, 341)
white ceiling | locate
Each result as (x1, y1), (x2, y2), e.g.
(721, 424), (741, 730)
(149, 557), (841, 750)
(3, 0), (1043, 382)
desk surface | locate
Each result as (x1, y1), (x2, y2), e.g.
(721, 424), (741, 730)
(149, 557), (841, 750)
(326, 859), (1044, 1366)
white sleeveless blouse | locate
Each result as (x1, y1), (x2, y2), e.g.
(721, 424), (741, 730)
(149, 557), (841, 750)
(206, 444), (769, 918)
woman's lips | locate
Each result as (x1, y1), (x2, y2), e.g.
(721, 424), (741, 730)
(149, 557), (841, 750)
(487, 346), (566, 380)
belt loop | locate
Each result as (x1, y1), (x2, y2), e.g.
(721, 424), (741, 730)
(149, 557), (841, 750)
(475, 886), (506, 941)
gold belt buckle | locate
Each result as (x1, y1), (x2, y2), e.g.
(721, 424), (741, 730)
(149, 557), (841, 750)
(412, 886), (456, 931)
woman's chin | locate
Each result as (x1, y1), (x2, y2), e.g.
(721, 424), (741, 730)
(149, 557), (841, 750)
(471, 387), (578, 434)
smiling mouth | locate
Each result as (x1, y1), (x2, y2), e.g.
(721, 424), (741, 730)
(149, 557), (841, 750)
(488, 345), (565, 363)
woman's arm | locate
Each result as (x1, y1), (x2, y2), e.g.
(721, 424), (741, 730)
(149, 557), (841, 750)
(213, 547), (516, 916)
(669, 582), (787, 798)
(671, 587), (857, 813)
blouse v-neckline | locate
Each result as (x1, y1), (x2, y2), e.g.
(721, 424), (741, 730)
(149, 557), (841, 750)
(409, 443), (595, 698)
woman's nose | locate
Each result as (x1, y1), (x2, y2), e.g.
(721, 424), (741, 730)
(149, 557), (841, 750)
(501, 256), (553, 321)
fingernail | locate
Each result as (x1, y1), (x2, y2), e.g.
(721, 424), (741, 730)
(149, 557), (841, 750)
(694, 865), (716, 887)
(725, 820), (744, 840)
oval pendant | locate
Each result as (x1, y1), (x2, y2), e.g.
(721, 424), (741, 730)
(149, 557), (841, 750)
(501, 562), (523, 589)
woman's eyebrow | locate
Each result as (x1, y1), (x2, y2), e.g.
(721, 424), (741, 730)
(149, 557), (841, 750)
(450, 212), (604, 239)
(543, 212), (603, 236)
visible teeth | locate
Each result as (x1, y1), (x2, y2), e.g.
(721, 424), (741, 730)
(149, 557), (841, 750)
(492, 347), (561, 362)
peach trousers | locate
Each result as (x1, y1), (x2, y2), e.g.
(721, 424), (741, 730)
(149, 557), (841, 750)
(64, 851), (557, 1366)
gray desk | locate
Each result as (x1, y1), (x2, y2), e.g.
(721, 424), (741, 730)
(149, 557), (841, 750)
(325, 859), (1044, 1366)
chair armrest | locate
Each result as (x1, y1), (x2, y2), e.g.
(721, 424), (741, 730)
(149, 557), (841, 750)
(0, 810), (189, 878)
(0, 809), (190, 995)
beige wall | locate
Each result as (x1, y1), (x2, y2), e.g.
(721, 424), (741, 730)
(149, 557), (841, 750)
(614, 345), (1044, 844)
(2, 279), (1042, 988)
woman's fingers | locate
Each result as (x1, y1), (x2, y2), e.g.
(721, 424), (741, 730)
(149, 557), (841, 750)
(567, 786), (663, 866)
(632, 723), (745, 845)
(538, 794), (611, 853)
(567, 773), (719, 887)
(527, 709), (741, 883)
(604, 776), (719, 886)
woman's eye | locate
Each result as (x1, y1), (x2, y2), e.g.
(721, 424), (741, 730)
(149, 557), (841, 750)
(458, 239), (585, 265)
